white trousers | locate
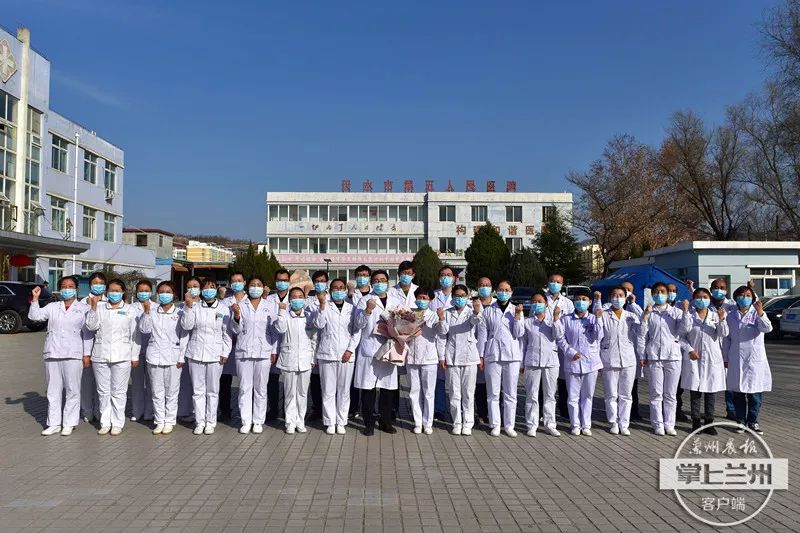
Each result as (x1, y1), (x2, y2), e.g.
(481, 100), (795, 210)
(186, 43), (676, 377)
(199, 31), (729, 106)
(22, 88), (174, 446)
(446, 364), (477, 429)
(130, 355), (153, 420)
(237, 358), (271, 427)
(188, 359), (224, 426)
(319, 360), (354, 427)
(177, 365), (194, 418)
(80, 366), (98, 419)
(524, 366), (558, 430)
(44, 358), (82, 428)
(148, 364), (181, 426)
(93, 361), (132, 429)
(647, 360), (681, 430)
(407, 363), (437, 429)
(603, 366), (636, 430)
(566, 371), (598, 430)
(485, 360), (521, 430)
(283, 370), (311, 428)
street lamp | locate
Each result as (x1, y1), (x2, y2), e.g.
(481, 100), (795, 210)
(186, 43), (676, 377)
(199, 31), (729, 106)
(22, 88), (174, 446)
(323, 257), (331, 275)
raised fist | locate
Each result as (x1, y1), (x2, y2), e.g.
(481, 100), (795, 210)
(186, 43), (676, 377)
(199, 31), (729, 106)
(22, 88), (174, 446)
(317, 292), (326, 307)
(437, 307), (445, 321)
(682, 299), (690, 312)
(89, 294), (99, 310)
(593, 291), (602, 300)
(142, 300), (151, 314)
(366, 299), (377, 313)
(717, 307), (726, 320)
(476, 300), (485, 315)
(231, 302), (241, 319)
(754, 300), (764, 315)
(594, 306), (603, 318)
(515, 303), (524, 315)
(279, 302), (287, 311)
(235, 291), (245, 303)
(643, 304), (652, 317)
(31, 286), (41, 300)
(184, 292), (194, 308)
(553, 306), (561, 321)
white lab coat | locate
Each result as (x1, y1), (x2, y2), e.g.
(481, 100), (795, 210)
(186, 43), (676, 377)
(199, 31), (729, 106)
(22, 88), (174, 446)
(310, 301), (361, 362)
(521, 314), (563, 368)
(353, 291), (407, 390)
(723, 308), (772, 393)
(437, 306), (483, 366)
(406, 310), (440, 365)
(640, 305), (685, 362)
(138, 304), (188, 366)
(678, 309), (728, 392)
(599, 308), (644, 369)
(181, 300), (232, 363)
(86, 303), (141, 363)
(230, 297), (273, 360)
(388, 282), (418, 307)
(220, 294), (246, 374)
(477, 302), (525, 363)
(274, 308), (317, 372)
(28, 299), (89, 360)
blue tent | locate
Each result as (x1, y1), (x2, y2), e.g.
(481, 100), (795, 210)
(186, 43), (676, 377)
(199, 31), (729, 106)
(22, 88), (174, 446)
(591, 265), (693, 306)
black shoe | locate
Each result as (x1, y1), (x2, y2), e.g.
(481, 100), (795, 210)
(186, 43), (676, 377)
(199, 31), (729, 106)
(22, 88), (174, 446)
(378, 423), (397, 434)
(725, 412), (737, 421)
(363, 426), (374, 436)
(677, 412), (690, 423)
(748, 423), (764, 435)
(703, 424), (718, 436)
(630, 411), (643, 421)
(692, 419), (702, 432)
(265, 412), (278, 421)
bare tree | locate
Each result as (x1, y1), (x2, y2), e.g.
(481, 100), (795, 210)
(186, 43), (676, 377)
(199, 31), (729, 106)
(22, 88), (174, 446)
(761, 0), (800, 95)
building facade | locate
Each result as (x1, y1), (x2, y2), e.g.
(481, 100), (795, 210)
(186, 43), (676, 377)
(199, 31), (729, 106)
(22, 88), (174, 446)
(122, 227), (175, 281)
(0, 26), (155, 286)
(266, 190), (573, 282)
(185, 240), (235, 263)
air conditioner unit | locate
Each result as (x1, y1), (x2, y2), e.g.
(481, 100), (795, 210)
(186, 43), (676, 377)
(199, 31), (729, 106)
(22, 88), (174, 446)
(105, 189), (116, 201)
(0, 193), (10, 205)
(30, 200), (44, 215)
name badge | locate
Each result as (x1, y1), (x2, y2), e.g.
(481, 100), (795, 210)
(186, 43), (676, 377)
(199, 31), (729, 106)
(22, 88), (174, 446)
(117, 310), (127, 316)
(215, 313), (224, 320)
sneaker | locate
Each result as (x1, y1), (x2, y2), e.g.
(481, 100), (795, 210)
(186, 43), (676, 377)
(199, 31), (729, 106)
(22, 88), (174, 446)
(570, 426), (581, 436)
(60, 426), (73, 436)
(735, 424), (746, 434)
(676, 412), (690, 423)
(412, 426), (422, 434)
(665, 427), (677, 436)
(363, 426), (374, 436)
(726, 412), (737, 421)
(252, 424), (263, 434)
(296, 425), (307, 433)
(546, 426), (561, 437)
(703, 425), (718, 436)
(504, 428), (518, 438)
(620, 428), (631, 436)
(130, 417), (137, 422)
(336, 425), (346, 435)
(654, 427), (665, 436)
(526, 428), (537, 437)
(581, 428), (592, 436)
(609, 423), (619, 435)
(461, 427), (472, 436)
(162, 424), (174, 435)
(41, 425), (61, 436)
(423, 426), (433, 435)
(451, 425), (462, 436)
(285, 425), (296, 434)
(193, 424), (204, 435)
(326, 426), (336, 435)
(82, 416), (93, 423)
(239, 424), (251, 434)
(490, 427), (501, 437)
(152, 424), (164, 435)
(748, 423), (764, 435)
(110, 427), (122, 436)
(692, 419), (702, 432)
(204, 424), (216, 435)
(98, 426), (111, 435)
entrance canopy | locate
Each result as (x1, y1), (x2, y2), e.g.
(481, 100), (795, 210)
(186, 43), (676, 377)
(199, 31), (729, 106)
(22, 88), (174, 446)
(0, 230), (90, 256)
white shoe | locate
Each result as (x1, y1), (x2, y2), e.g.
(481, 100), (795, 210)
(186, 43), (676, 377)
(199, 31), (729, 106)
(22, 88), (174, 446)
(423, 426), (433, 435)
(412, 426), (422, 434)
(296, 426), (307, 433)
(546, 427), (561, 437)
(252, 424), (263, 434)
(326, 426), (336, 435)
(162, 424), (174, 435)
(336, 425), (346, 435)
(581, 428), (592, 436)
(239, 424), (251, 434)
(526, 428), (537, 437)
(285, 425), (296, 434)
(666, 427), (677, 436)
(461, 427), (472, 436)
(130, 417), (137, 422)
(620, 428), (631, 436)
(609, 423), (619, 435)
(110, 427), (122, 436)
(735, 424), (746, 434)
(152, 424), (164, 435)
(41, 425), (61, 436)
(82, 416), (92, 423)
(654, 427), (665, 436)
(490, 427), (501, 437)
(570, 426), (581, 436)
(98, 426), (111, 435)
(193, 424), (204, 435)
(451, 425), (462, 435)
(204, 424), (216, 435)
(504, 428), (518, 438)
(60, 426), (73, 436)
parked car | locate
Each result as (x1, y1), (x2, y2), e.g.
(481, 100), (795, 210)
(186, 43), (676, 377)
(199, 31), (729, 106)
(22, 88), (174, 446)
(0, 281), (52, 334)
(779, 302), (800, 337)
(762, 294), (800, 338)
(510, 286), (536, 315)
(565, 285), (591, 301)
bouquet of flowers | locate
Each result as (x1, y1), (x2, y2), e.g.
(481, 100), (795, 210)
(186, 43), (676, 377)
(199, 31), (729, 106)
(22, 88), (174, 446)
(372, 305), (425, 366)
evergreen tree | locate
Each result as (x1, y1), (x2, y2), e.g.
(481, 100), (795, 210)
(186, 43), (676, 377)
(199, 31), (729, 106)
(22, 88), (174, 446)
(509, 247), (547, 289)
(412, 244), (443, 290)
(464, 222), (510, 288)
(532, 207), (586, 283)
(230, 244), (284, 287)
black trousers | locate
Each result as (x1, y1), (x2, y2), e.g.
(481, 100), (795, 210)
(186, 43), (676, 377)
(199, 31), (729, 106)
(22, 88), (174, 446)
(556, 378), (568, 416)
(360, 388), (393, 429)
(266, 371), (281, 419)
(690, 390), (715, 420)
(309, 373), (322, 417)
(677, 387), (684, 413)
(631, 378), (640, 415)
(475, 383), (488, 421)
(219, 374), (233, 418)
(349, 382), (360, 417)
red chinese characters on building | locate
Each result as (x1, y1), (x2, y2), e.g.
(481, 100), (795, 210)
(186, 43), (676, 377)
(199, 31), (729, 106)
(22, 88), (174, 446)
(456, 225), (467, 235)
(425, 180), (434, 192)
(404, 180), (414, 192)
(363, 180), (373, 192)
(466, 180), (476, 192)
(506, 180), (516, 192)
(525, 225), (535, 235)
(384, 180), (393, 192)
(447, 180), (454, 192)
(508, 225), (517, 236)
(486, 180), (496, 192)
(341, 179), (351, 192)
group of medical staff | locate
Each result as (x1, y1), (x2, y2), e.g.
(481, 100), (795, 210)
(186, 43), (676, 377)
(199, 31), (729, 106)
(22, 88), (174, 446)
(29, 262), (773, 439)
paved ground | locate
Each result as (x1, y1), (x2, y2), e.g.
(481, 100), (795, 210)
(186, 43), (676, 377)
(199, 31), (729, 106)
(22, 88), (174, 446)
(0, 331), (798, 532)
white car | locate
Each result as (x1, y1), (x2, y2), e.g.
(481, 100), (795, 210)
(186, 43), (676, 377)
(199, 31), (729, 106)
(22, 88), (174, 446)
(779, 302), (800, 335)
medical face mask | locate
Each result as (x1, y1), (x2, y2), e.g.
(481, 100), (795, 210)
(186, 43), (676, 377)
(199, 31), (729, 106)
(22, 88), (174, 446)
(136, 291), (152, 302)
(711, 288), (727, 300)
(496, 291), (512, 303)
(290, 299), (305, 311)
(574, 300), (590, 313)
(60, 288), (77, 300)
(415, 300), (430, 310)
(653, 293), (668, 305)
(188, 287), (201, 298)
(610, 297), (626, 309)
(231, 281), (245, 293)
(90, 284), (106, 295)
(158, 293), (174, 305)
(736, 296), (753, 308)
(547, 282), (562, 294)
(477, 286), (492, 298)
(452, 296), (468, 308)
(532, 302), (546, 314)
(201, 288), (217, 300)
(693, 297), (710, 310)
(107, 292), (124, 304)
(248, 286), (264, 299)
(313, 282), (327, 294)
(372, 282), (388, 295)
(331, 290), (347, 302)
(399, 274), (413, 285)
(667, 292), (677, 302)
(439, 276), (454, 288)
(356, 276), (370, 287)
(275, 280), (290, 292)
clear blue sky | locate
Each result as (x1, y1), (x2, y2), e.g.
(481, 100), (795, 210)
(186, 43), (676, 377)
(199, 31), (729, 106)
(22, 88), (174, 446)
(5, 0), (777, 241)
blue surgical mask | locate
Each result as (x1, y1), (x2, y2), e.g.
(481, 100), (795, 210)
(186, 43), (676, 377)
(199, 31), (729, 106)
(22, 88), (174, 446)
(453, 296), (468, 308)
(547, 282), (562, 294)
(90, 284), (106, 295)
(248, 286), (264, 299)
(399, 274), (413, 285)
(136, 291), (152, 302)
(736, 296), (753, 308)
(477, 286), (492, 298)
(372, 282), (388, 295)
(60, 288), (77, 300)
(693, 297), (710, 310)
(158, 293), (174, 305)
(496, 291), (511, 303)
(653, 293), (668, 305)
(201, 288), (217, 300)
(415, 300), (430, 310)
(107, 292), (124, 304)
(290, 298), (305, 311)
(611, 297), (626, 310)
(711, 289), (727, 300)
(532, 302), (546, 314)
(667, 292), (677, 303)
(356, 276), (370, 287)
(275, 280), (290, 292)
(188, 287), (201, 297)
(574, 300), (590, 312)
(313, 282), (327, 294)
(331, 290), (347, 302)
(231, 281), (245, 293)
(439, 276), (454, 288)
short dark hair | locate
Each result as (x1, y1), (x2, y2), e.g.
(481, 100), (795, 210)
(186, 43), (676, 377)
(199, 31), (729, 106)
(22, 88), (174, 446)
(548, 272), (564, 280)
(289, 287), (305, 298)
(157, 280), (176, 293)
(136, 278), (153, 290)
(58, 275), (79, 290)
(88, 271), (107, 284)
(246, 276), (264, 287)
(312, 270), (328, 282)
(651, 281), (668, 292)
(330, 278), (347, 288)
(414, 286), (434, 298)
(531, 290), (548, 301)
(274, 268), (290, 279)
(202, 279), (217, 289)
(452, 284), (469, 296)
(733, 285), (754, 299)
(355, 265), (372, 276)
(371, 269), (389, 281)
(107, 278), (126, 292)
(572, 287), (591, 299)
(186, 276), (203, 287)
(398, 260), (415, 273)
(438, 265), (455, 277)
(230, 271), (245, 281)
(693, 287), (711, 299)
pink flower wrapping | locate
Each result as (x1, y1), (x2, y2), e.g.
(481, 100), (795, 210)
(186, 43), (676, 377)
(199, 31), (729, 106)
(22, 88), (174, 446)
(372, 306), (425, 365)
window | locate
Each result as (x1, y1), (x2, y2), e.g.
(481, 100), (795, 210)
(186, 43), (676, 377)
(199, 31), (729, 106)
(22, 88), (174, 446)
(279, 205), (288, 220)
(368, 206), (378, 221)
(349, 205), (358, 220)
(542, 205), (556, 222)
(336, 206), (348, 221)
(439, 237), (455, 253)
(104, 162), (117, 192)
(389, 205), (398, 220)
(378, 205), (387, 221)
(17, 266), (35, 282)
(104, 214), (116, 242)
(268, 205), (278, 221)
(398, 205), (408, 221)
(48, 259), (64, 289)
(136, 234), (147, 246)
(471, 205), (487, 222)
(439, 205), (455, 222)
(50, 197), (66, 234)
(84, 152), (97, 184)
(506, 206), (522, 222)
(358, 205), (368, 221)
(506, 237), (523, 253)
(158, 235), (164, 247)
(299, 205), (307, 220)
(319, 205), (329, 221)
(83, 207), (97, 239)
(308, 205), (318, 220)
(51, 135), (69, 172)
